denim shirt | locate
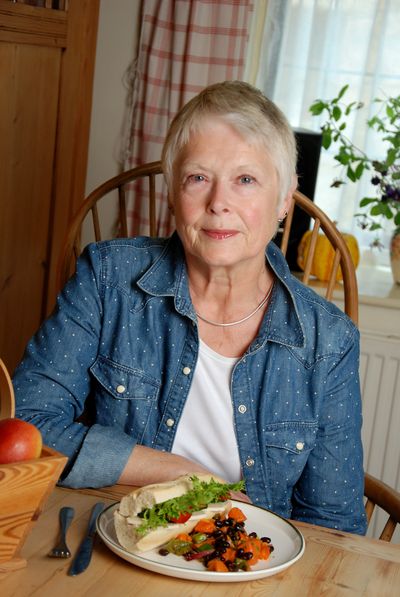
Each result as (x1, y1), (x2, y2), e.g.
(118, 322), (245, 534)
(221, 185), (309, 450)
(13, 233), (367, 534)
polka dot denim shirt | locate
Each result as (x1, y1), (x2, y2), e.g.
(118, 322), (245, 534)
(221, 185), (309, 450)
(13, 233), (367, 535)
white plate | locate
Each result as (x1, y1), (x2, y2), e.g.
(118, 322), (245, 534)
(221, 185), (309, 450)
(97, 500), (305, 583)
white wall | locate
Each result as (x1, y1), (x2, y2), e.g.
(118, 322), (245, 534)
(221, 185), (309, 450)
(82, 0), (141, 245)
(85, 0), (141, 195)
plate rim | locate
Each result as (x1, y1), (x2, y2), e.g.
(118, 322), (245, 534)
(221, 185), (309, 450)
(97, 499), (305, 582)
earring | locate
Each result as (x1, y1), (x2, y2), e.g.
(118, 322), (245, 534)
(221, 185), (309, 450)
(278, 211), (288, 224)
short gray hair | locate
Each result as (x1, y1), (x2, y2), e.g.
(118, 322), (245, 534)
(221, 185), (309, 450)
(161, 80), (297, 205)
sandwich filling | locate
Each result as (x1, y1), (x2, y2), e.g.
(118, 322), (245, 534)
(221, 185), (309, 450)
(135, 476), (245, 536)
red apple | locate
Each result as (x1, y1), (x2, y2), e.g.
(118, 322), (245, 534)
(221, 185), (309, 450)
(0, 418), (43, 464)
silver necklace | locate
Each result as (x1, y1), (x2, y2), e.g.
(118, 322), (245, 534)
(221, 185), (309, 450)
(196, 282), (274, 328)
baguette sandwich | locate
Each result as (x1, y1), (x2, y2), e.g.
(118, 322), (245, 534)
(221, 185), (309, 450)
(114, 474), (245, 553)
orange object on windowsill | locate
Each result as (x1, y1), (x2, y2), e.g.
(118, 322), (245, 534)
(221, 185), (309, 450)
(297, 229), (360, 282)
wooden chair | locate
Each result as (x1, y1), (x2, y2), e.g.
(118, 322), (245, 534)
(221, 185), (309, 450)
(0, 357), (15, 419)
(49, 173), (400, 542)
(364, 472), (400, 541)
(59, 160), (358, 323)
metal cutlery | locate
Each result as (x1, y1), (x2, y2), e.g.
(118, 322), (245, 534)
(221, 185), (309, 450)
(68, 502), (105, 576)
(48, 506), (75, 558)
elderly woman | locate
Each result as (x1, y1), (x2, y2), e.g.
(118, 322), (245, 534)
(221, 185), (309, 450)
(13, 81), (366, 534)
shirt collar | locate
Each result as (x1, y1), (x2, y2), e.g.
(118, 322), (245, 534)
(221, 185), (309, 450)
(138, 233), (305, 348)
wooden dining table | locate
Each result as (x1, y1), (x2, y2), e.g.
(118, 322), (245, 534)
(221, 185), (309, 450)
(1, 484), (400, 596)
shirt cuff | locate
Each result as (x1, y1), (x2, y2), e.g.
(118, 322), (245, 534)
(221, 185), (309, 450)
(59, 424), (136, 488)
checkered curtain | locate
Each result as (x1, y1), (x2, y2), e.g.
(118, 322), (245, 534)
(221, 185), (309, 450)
(123, 0), (253, 236)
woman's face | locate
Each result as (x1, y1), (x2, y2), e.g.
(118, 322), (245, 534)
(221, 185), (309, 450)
(170, 117), (292, 273)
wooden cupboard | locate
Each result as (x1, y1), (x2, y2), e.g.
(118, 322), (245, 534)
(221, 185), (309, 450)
(0, 0), (99, 372)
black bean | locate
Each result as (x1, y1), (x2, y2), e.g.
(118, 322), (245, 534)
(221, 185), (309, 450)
(158, 548), (169, 556)
(214, 539), (224, 548)
(226, 561), (238, 572)
(261, 536), (271, 543)
(242, 551), (253, 560)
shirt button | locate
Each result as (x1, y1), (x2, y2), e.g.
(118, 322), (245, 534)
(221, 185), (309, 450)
(116, 385), (126, 394)
(245, 458), (255, 467)
(182, 366), (191, 375)
(296, 441), (304, 451)
(166, 418), (175, 427)
(238, 404), (247, 414)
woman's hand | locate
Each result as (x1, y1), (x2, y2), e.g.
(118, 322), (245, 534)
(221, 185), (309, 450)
(229, 489), (252, 504)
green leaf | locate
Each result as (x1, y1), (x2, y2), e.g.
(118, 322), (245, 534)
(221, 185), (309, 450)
(372, 161), (387, 173)
(383, 134), (400, 148)
(322, 129), (332, 149)
(338, 84), (349, 100)
(386, 105), (395, 119)
(355, 162), (365, 179)
(345, 101), (357, 115)
(386, 148), (397, 167)
(395, 213), (400, 226)
(332, 105), (342, 121)
(369, 223), (382, 231)
(359, 197), (377, 207)
(384, 205), (393, 218)
(335, 150), (350, 165)
(346, 165), (357, 182)
(309, 101), (326, 115)
(367, 116), (381, 128)
(370, 204), (384, 216)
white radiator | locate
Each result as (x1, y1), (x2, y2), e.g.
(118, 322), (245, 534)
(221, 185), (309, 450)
(360, 331), (400, 543)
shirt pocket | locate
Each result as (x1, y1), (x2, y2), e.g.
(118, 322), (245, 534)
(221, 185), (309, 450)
(264, 421), (318, 512)
(90, 355), (160, 442)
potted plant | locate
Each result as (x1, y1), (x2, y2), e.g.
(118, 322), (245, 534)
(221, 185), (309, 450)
(309, 85), (400, 283)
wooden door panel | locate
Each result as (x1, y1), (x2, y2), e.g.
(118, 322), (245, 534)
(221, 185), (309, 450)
(0, 0), (99, 372)
(0, 42), (61, 370)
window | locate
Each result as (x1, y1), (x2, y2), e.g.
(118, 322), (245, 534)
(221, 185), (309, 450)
(251, 0), (400, 265)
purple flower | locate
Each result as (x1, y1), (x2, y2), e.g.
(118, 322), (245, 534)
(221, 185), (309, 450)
(385, 185), (396, 198)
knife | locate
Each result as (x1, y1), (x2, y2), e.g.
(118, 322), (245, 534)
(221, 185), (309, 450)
(68, 502), (105, 576)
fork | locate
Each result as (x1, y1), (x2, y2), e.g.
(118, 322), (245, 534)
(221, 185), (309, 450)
(48, 506), (75, 558)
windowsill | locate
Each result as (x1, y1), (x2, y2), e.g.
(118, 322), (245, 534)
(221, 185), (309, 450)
(292, 263), (400, 310)
(356, 263), (400, 308)
(293, 265), (400, 337)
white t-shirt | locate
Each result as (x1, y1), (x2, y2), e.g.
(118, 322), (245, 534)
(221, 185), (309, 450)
(172, 340), (242, 482)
